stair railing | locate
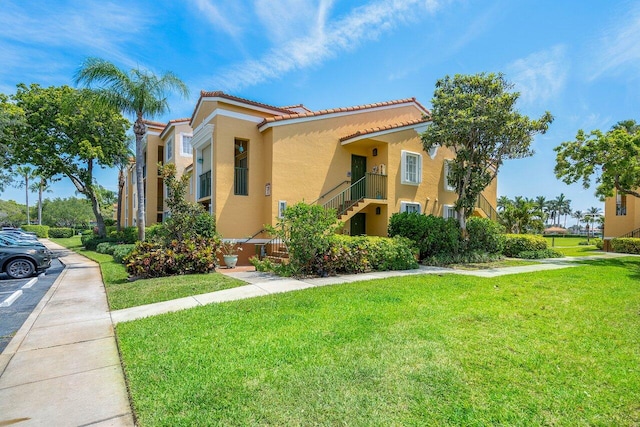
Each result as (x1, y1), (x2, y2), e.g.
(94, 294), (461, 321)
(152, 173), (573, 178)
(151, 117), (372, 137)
(475, 193), (498, 221)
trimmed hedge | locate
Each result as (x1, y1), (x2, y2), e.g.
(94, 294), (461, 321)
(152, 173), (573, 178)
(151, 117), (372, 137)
(96, 242), (117, 255)
(503, 234), (548, 257)
(322, 235), (419, 275)
(466, 217), (506, 254)
(21, 225), (49, 238)
(388, 213), (461, 259)
(49, 227), (74, 238)
(610, 238), (640, 254)
(518, 249), (563, 259)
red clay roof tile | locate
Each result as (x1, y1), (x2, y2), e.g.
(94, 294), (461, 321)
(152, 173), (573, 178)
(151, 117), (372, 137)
(339, 118), (431, 142)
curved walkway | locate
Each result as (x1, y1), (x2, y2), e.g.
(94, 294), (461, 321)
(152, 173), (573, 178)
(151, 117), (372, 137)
(0, 241), (631, 426)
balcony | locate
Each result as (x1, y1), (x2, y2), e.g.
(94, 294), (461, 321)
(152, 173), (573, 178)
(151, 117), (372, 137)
(199, 170), (211, 199)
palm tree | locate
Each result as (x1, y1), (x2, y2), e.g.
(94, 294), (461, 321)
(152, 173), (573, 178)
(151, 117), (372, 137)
(74, 58), (189, 241)
(572, 210), (584, 233)
(14, 165), (36, 225)
(497, 195), (511, 212)
(534, 196), (548, 224)
(585, 206), (603, 238)
(29, 173), (55, 226)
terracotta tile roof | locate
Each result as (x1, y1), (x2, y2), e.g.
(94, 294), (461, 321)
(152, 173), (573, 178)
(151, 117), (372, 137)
(168, 118), (191, 124)
(198, 91), (295, 114)
(143, 119), (166, 128)
(258, 97), (431, 128)
(278, 103), (312, 113)
(339, 118), (431, 142)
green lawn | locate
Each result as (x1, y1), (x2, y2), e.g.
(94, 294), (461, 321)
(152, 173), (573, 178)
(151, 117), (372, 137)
(116, 257), (640, 426)
(545, 236), (602, 257)
(50, 236), (245, 310)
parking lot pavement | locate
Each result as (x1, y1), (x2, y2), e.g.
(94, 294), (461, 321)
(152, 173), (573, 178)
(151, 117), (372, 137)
(0, 259), (64, 353)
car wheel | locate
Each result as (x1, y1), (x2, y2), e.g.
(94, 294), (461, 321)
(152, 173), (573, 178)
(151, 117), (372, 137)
(6, 258), (35, 279)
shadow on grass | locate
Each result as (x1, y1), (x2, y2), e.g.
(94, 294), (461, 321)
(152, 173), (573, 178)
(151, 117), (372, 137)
(576, 257), (640, 281)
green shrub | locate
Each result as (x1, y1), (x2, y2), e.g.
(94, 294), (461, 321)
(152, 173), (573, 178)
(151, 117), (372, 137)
(96, 242), (117, 255)
(49, 227), (74, 238)
(81, 229), (93, 236)
(516, 249), (563, 259)
(270, 202), (341, 276)
(318, 235), (418, 275)
(108, 226), (138, 244)
(124, 237), (220, 278)
(610, 238), (640, 254)
(112, 244), (135, 264)
(388, 213), (461, 259)
(503, 234), (547, 257)
(22, 224), (49, 238)
(594, 238), (603, 250)
(466, 217), (506, 254)
(82, 235), (116, 251)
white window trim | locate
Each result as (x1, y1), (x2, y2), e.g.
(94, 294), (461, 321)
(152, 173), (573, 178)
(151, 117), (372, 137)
(180, 133), (193, 157)
(278, 200), (287, 218)
(401, 150), (422, 186)
(400, 201), (421, 214)
(443, 204), (458, 220)
(166, 137), (174, 161)
(444, 159), (456, 192)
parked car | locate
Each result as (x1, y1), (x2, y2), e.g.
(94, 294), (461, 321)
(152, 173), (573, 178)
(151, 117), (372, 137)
(0, 241), (51, 279)
(0, 229), (38, 240)
(0, 234), (46, 249)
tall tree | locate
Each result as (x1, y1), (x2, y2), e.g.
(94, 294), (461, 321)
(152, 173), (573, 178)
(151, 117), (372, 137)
(42, 197), (94, 228)
(534, 196), (548, 224)
(421, 72), (553, 231)
(29, 173), (56, 225)
(0, 94), (25, 192)
(497, 196), (544, 234)
(555, 120), (640, 199)
(13, 165), (36, 225)
(74, 57), (189, 241)
(572, 210), (584, 232)
(9, 84), (129, 237)
(585, 206), (603, 240)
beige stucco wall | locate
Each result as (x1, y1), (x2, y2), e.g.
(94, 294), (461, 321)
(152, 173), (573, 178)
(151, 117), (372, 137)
(189, 98), (499, 241)
(604, 193), (639, 238)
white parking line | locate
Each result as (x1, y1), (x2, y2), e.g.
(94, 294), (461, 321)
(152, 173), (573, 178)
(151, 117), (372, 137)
(22, 278), (38, 289)
(0, 290), (23, 307)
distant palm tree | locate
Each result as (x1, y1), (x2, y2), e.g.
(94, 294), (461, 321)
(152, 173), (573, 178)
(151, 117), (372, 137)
(534, 196), (548, 224)
(14, 165), (36, 225)
(585, 206), (603, 241)
(29, 173), (55, 225)
(497, 195), (511, 212)
(572, 210), (584, 233)
(74, 58), (189, 241)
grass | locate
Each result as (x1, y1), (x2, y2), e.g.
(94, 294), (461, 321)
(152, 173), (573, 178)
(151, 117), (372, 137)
(50, 236), (245, 310)
(544, 236), (602, 257)
(116, 257), (640, 426)
(450, 259), (538, 270)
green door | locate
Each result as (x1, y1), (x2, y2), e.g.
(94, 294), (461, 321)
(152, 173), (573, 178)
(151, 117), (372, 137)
(350, 213), (366, 236)
(351, 155), (367, 200)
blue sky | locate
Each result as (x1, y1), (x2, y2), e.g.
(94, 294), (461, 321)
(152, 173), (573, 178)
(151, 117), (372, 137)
(2, 0), (639, 214)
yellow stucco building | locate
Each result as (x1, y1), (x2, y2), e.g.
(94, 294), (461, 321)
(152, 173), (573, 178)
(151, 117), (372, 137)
(124, 92), (497, 260)
(604, 191), (640, 248)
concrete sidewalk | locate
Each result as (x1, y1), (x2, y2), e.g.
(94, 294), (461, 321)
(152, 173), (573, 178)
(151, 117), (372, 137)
(110, 252), (629, 324)
(0, 242), (629, 426)
(0, 240), (134, 426)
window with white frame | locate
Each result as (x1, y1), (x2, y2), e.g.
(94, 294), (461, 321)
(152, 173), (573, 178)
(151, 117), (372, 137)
(166, 137), (173, 161)
(444, 160), (456, 192)
(401, 150), (422, 185)
(400, 201), (421, 214)
(181, 134), (192, 156)
(443, 205), (458, 219)
(278, 200), (287, 218)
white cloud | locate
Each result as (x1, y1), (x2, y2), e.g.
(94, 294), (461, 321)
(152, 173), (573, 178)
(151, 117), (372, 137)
(211, 0), (439, 90)
(590, 3), (640, 80)
(0, 2), (150, 71)
(507, 45), (568, 106)
(189, 0), (245, 38)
